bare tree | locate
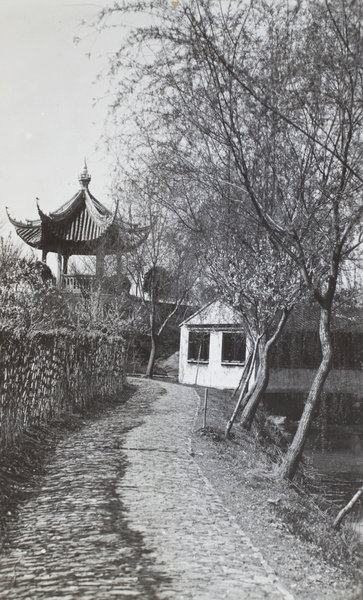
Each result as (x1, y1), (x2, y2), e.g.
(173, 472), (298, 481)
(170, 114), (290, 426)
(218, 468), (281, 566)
(95, 0), (363, 478)
(121, 178), (202, 378)
(198, 189), (301, 435)
(186, 0), (363, 478)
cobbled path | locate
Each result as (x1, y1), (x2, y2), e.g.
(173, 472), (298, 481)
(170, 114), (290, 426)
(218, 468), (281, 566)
(0, 378), (295, 600)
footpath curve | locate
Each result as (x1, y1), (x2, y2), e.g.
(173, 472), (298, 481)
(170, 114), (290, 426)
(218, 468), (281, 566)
(0, 378), (295, 600)
(120, 378), (295, 600)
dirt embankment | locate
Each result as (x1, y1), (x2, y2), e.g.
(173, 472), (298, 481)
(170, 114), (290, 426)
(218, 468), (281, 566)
(191, 387), (363, 600)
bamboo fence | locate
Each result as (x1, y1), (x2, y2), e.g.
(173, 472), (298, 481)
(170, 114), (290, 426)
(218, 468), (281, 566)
(0, 328), (125, 449)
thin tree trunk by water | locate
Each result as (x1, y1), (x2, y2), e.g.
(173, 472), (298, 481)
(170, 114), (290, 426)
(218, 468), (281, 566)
(239, 308), (290, 431)
(225, 342), (258, 438)
(279, 307), (333, 480)
(333, 486), (363, 529)
(239, 347), (270, 430)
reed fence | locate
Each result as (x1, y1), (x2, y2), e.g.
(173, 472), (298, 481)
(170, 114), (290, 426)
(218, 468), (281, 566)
(0, 328), (125, 449)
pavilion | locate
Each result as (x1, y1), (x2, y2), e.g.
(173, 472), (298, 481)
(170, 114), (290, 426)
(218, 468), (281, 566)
(7, 162), (148, 291)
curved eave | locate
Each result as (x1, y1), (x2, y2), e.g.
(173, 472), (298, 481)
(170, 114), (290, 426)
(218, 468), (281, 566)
(6, 205), (149, 254)
(6, 209), (43, 248)
(122, 226), (150, 251)
(38, 192), (82, 223)
(37, 191), (114, 244)
(112, 213), (150, 239)
(84, 191), (114, 228)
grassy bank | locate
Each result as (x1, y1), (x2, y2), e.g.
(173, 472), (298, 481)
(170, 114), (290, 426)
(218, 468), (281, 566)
(191, 386), (363, 600)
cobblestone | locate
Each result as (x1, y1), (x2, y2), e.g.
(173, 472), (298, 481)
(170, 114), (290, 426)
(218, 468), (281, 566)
(0, 378), (295, 599)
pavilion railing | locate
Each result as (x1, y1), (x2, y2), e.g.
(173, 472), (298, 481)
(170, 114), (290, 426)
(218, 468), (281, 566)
(61, 274), (95, 292)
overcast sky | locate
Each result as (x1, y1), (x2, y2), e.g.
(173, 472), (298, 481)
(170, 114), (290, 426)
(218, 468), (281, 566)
(0, 0), (122, 242)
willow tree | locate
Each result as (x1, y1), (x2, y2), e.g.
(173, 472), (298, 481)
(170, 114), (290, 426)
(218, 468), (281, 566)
(94, 0), (363, 478)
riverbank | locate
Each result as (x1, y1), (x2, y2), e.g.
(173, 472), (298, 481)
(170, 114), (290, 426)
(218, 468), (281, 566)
(191, 386), (363, 599)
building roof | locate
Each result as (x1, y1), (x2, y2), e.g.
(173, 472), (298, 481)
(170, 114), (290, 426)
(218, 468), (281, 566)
(180, 298), (363, 333)
(283, 302), (363, 333)
(7, 163), (148, 256)
(179, 299), (244, 328)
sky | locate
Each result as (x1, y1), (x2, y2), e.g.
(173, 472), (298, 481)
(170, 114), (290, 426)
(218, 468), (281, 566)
(0, 0), (123, 244)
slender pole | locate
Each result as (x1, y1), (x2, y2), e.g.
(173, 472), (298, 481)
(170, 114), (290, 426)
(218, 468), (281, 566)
(194, 343), (202, 385)
(231, 351), (253, 400)
(203, 388), (208, 429)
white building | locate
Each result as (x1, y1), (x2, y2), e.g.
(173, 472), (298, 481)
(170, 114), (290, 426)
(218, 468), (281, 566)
(179, 299), (363, 397)
(178, 300), (250, 389)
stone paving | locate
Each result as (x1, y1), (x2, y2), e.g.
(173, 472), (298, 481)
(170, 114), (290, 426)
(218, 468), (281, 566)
(0, 378), (295, 599)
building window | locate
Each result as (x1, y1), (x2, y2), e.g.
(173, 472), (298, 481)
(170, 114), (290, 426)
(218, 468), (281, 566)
(222, 332), (246, 364)
(188, 331), (210, 362)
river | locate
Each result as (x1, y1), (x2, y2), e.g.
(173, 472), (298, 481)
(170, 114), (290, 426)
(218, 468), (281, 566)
(265, 392), (363, 532)
(305, 424), (363, 534)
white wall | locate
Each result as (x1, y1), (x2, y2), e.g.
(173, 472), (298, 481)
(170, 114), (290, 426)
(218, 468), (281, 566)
(179, 326), (245, 389)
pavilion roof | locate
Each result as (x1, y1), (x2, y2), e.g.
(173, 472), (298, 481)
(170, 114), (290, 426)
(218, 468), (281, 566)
(7, 164), (148, 256)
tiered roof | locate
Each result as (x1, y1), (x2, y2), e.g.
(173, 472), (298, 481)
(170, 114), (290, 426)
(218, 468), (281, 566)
(7, 163), (148, 256)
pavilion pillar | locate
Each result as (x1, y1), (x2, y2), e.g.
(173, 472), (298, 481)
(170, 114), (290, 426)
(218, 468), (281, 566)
(56, 252), (62, 289)
(42, 249), (48, 263)
(63, 255), (68, 274)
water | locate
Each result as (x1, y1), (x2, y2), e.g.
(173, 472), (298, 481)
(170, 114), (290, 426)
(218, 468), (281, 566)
(305, 426), (363, 533)
(267, 392), (363, 533)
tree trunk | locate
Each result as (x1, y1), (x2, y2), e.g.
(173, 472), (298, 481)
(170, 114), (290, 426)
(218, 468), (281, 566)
(279, 306), (333, 480)
(238, 308), (290, 430)
(225, 342), (258, 438)
(145, 290), (158, 379)
(333, 486), (363, 529)
(239, 344), (270, 430)
(145, 331), (158, 378)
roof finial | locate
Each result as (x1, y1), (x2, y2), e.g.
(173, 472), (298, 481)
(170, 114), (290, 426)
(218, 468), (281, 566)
(78, 158), (91, 189)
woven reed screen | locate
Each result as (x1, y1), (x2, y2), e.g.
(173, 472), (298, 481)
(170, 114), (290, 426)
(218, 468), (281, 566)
(0, 328), (125, 449)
